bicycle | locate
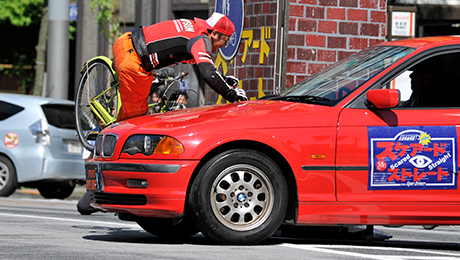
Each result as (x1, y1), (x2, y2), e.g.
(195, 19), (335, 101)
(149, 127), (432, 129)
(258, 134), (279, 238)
(75, 56), (191, 152)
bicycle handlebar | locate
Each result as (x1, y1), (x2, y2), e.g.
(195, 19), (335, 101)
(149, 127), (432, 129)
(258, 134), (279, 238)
(175, 71), (189, 81)
(153, 70), (189, 82)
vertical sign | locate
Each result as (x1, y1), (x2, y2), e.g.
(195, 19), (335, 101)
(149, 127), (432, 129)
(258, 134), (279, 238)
(69, 0), (78, 21)
(391, 11), (415, 37)
(215, 0), (244, 60)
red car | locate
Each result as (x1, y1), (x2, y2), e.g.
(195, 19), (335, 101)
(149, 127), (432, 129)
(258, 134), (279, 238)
(86, 36), (460, 244)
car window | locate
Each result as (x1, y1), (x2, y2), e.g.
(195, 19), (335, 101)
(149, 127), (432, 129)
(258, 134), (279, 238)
(389, 70), (412, 102)
(0, 100), (25, 121)
(41, 104), (76, 129)
(391, 53), (460, 108)
(352, 51), (460, 109)
(278, 46), (415, 106)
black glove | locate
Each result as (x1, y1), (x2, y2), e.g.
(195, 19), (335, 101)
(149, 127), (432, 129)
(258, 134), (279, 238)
(225, 75), (239, 88)
(234, 88), (248, 101)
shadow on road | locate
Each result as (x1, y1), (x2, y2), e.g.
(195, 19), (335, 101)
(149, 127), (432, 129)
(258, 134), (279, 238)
(80, 226), (211, 245)
(78, 225), (460, 251)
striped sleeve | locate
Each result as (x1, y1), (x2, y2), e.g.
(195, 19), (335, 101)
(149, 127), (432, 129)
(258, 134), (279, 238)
(187, 35), (213, 65)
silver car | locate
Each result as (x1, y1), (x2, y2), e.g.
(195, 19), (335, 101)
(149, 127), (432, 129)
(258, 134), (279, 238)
(0, 93), (85, 198)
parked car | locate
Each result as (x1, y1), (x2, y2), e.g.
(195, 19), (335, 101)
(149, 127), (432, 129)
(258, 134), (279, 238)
(0, 94), (85, 199)
(85, 36), (460, 244)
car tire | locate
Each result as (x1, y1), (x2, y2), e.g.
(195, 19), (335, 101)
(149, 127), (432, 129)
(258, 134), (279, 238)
(136, 215), (199, 239)
(37, 180), (76, 199)
(189, 149), (288, 245)
(0, 155), (18, 197)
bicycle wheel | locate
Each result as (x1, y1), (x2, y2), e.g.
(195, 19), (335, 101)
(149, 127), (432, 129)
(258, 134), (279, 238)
(75, 60), (118, 152)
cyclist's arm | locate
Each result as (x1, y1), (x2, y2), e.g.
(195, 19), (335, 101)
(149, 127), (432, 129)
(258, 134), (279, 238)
(187, 36), (244, 102)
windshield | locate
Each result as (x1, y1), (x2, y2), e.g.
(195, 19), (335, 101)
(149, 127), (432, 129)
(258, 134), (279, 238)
(276, 46), (415, 106)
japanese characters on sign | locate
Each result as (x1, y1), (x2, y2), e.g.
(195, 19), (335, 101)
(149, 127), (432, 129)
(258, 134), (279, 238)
(215, 26), (271, 104)
(368, 126), (458, 190)
(391, 11), (415, 37)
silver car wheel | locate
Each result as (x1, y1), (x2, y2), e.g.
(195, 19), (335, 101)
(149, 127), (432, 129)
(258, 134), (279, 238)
(0, 161), (10, 190)
(210, 164), (274, 231)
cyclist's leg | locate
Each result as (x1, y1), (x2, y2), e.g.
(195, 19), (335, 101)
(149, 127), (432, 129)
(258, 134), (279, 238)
(113, 32), (153, 121)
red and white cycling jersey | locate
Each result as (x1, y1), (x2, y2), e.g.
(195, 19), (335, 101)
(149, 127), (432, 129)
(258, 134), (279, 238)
(137, 19), (213, 69)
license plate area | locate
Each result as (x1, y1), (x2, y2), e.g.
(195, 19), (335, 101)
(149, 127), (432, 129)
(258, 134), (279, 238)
(85, 164), (104, 192)
(65, 139), (82, 154)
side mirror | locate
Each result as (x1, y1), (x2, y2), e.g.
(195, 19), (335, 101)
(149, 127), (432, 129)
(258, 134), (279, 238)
(366, 89), (400, 109)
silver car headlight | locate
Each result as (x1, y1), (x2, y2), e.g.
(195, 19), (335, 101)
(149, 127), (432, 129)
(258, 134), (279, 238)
(28, 118), (51, 146)
(121, 135), (184, 156)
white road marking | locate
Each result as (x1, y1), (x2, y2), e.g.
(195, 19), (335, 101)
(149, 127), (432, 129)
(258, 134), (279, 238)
(0, 212), (139, 227)
(281, 244), (460, 260)
(1, 209), (459, 259)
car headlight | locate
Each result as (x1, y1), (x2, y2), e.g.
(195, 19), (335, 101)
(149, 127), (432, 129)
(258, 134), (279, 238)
(122, 135), (184, 156)
(28, 118), (51, 146)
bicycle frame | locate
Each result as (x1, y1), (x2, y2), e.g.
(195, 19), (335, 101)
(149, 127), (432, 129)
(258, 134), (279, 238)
(89, 85), (119, 126)
(80, 56), (188, 129)
(76, 55), (192, 152)
(153, 77), (183, 113)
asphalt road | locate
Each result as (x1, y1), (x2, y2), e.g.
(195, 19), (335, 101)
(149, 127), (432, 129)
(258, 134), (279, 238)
(1, 185), (460, 260)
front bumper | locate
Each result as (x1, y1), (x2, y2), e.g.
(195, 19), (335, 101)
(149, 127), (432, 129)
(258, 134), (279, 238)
(86, 158), (200, 218)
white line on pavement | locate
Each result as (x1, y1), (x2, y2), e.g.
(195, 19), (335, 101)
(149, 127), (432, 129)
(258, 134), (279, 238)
(0, 212), (139, 227)
(280, 243), (460, 260)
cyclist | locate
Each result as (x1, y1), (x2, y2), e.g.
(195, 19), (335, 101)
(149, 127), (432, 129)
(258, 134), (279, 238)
(78, 13), (247, 215)
(113, 12), (247, 121)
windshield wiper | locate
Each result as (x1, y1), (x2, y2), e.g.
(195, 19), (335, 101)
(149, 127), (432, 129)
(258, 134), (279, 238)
(288, 95), (332, 102)
(264, 95), (332, 102)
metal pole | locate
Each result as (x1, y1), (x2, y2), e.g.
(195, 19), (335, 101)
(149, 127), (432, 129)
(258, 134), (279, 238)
(47, 0), (70, 100)
(157, 0), (173, 22)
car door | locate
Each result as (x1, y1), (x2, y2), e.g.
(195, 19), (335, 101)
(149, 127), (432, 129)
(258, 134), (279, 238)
(336, 50), (460, 205)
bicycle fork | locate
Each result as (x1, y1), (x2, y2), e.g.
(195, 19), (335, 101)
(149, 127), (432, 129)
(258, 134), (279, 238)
(89, 87), (118, 127)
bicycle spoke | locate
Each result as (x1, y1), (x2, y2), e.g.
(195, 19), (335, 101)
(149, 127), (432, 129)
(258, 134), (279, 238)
(75, 60), (118, 151)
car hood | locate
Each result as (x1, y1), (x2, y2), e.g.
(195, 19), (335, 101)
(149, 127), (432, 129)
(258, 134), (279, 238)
(106, 100), (340, 136)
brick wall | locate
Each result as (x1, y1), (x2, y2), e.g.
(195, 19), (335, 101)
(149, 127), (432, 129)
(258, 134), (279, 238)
(208, 0), (278, 104)
(286, 0), (387, 88)
(207, 0), (388, 103)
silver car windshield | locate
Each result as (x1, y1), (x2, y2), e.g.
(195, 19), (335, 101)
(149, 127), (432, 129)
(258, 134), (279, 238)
(277, 46), (415, 105)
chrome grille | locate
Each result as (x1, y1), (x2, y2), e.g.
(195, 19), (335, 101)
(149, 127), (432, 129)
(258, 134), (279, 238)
(94, 134), (103, 157)
(102, 134), (117, 158)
